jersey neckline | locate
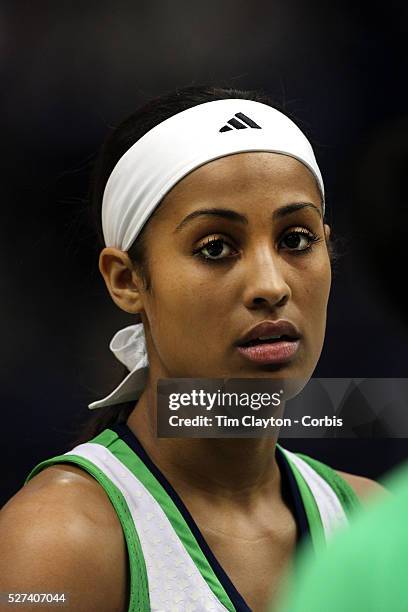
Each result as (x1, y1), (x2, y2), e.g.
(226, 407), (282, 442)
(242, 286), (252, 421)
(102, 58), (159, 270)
(109, 422), (310, 612)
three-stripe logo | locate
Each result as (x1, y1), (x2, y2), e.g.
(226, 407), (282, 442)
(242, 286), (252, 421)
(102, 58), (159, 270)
(219, 112), (261, 132)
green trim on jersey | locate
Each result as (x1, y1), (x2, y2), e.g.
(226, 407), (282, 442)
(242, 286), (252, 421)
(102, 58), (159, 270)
(25, 430), (361, 611)
(92, 429), (237, 612)
(277, 444), (361, 552)
(280, 451), (326, 551)
(26, 429), (237, 612)
(296, 452), (361, 515)
(25, 451), (150, 612)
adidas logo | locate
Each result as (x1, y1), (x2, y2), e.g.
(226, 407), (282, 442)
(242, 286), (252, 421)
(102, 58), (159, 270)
(219, 112), (261, 133)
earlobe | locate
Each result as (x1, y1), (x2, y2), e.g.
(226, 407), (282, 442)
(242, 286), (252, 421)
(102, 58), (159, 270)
(98, 248), (144, 314)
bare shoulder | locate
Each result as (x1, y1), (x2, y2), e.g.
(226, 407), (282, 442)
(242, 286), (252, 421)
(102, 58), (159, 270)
(0, 464), (128, 611)
(335, 468), (389, 505)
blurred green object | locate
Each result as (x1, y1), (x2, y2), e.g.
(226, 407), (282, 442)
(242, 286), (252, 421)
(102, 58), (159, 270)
(274, 462), (408, 612)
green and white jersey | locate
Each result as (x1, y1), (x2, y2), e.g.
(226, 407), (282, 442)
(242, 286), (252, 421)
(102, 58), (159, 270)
(25, 424), (360, 612)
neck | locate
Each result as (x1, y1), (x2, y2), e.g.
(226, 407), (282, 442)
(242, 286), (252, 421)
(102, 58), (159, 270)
(126, 383), (281, 507)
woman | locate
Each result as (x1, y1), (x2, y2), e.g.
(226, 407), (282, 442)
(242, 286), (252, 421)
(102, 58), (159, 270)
(0, 86), (384, 612)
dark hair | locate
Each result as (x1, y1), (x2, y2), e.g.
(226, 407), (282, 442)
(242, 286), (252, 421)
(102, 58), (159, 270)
(73, 84), (335, 445)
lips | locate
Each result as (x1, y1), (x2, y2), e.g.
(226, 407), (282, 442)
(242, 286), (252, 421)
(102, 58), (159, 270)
(235, 320), (301, 347)
(235, 320), (301, 365)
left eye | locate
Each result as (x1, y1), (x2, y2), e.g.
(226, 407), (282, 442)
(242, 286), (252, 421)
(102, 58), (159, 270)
(280, 231), (314, 250)
(196, 238), (235, 260)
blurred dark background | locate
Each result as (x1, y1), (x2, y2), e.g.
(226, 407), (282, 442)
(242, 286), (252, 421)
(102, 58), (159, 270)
(2, 0), (408, 507)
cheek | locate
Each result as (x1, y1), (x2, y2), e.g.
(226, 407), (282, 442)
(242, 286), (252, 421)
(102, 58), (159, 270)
(305, 268), (331, 308)
(292, 258), (331, 334)
(300, 251), (331, 297)
(145, 258), (229, 350)
(311, 274), (331, 347)
(145, 272), (233, 377)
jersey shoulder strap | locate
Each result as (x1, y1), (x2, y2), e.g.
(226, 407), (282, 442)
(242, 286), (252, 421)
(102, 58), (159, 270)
(25, 431), (150, 612)
(278, 445), (361, 550)
(296, 452), (361, 515)
(25, 428), (235, 612)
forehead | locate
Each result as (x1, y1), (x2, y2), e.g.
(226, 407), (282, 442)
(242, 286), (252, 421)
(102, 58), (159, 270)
(158, 152), (322, 218)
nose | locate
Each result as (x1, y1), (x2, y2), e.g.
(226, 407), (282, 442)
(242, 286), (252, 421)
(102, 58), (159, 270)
(242, 243), (291, 311)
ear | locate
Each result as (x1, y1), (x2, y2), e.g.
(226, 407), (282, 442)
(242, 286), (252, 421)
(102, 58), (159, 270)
(98, 247), (145, 314)
(324, 223), (331, 242)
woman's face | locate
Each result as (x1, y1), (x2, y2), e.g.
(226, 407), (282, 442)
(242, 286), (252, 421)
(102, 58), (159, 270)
(125, 152), (330, 383)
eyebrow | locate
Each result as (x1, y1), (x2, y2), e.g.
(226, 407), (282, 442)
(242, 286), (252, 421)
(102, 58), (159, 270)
(174, 202), (322, 233)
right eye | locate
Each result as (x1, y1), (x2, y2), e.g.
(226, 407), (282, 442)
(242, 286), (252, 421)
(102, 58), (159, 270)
(193, 236), (238, 262)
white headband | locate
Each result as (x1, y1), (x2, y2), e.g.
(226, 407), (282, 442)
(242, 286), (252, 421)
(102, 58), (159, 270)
(89, 98), (325, 409)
